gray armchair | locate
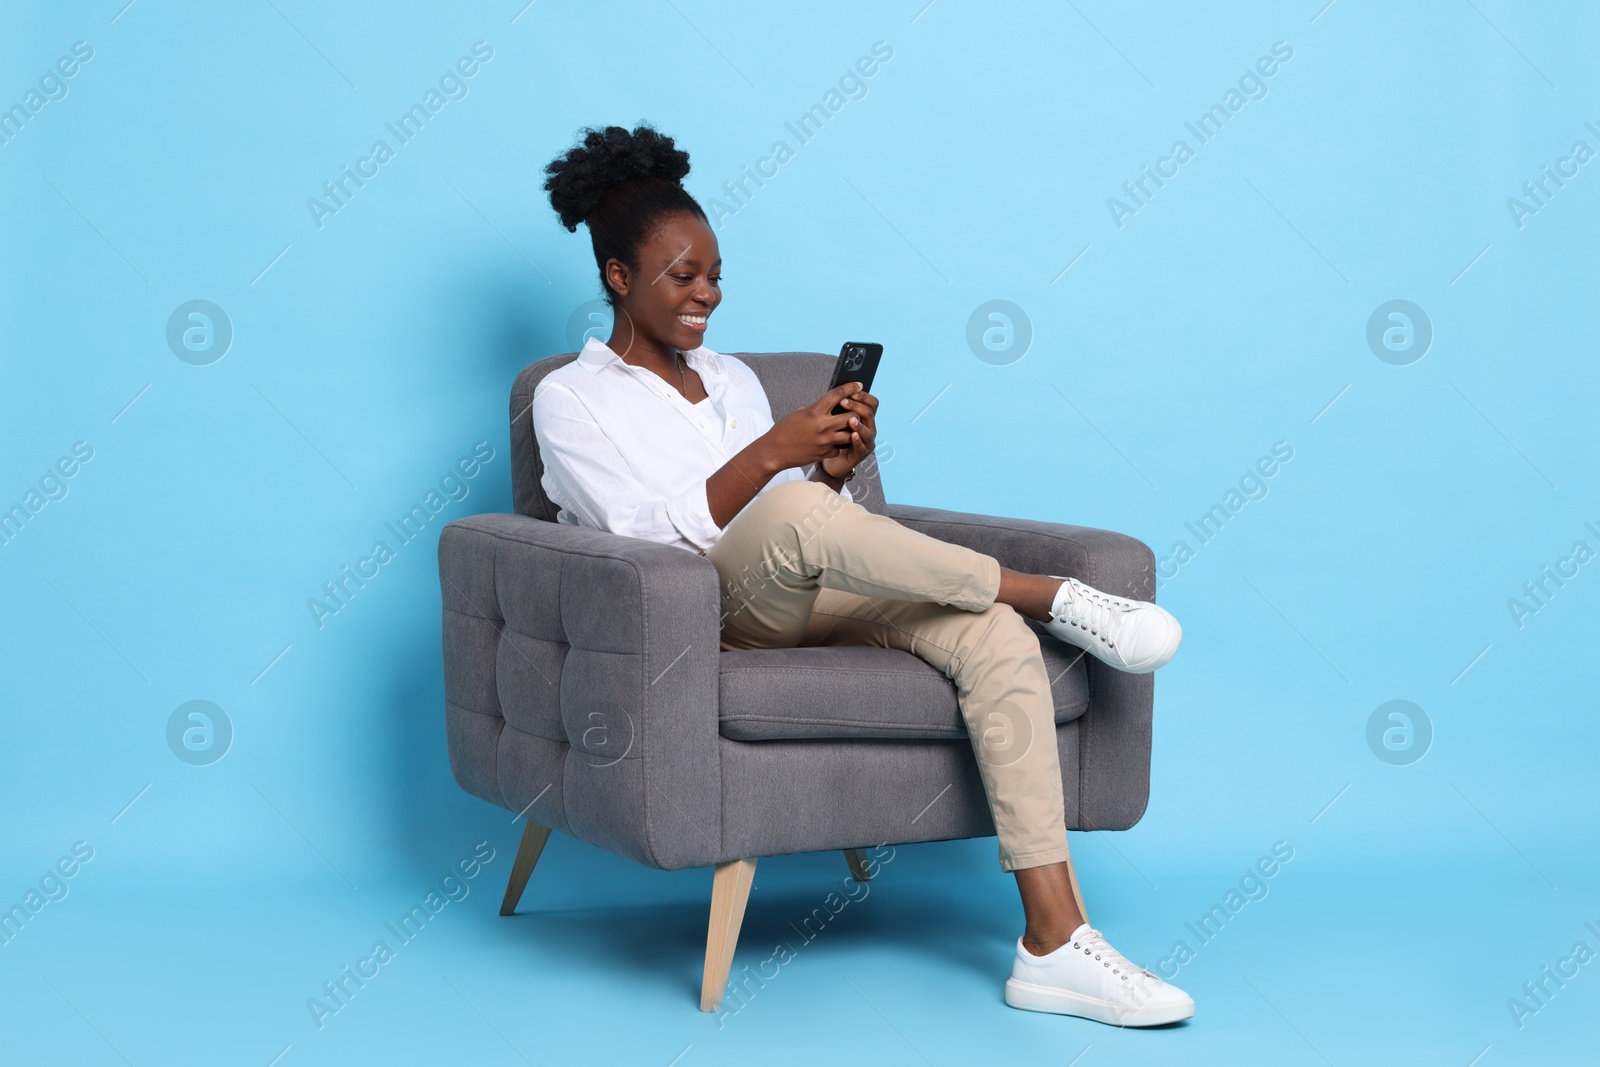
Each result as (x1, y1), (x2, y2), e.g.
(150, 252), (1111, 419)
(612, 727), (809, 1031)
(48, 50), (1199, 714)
(437, 351), (1157, 1011)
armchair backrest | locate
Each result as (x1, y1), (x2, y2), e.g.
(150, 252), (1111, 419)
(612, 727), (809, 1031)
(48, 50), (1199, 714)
(509, 350), (890, 523)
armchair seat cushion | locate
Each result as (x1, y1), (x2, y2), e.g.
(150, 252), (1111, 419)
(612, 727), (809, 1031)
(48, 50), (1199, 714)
(717, 632), (1089, 742)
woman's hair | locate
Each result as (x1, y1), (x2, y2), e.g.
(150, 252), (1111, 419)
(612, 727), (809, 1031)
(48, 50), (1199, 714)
(543, 124), (707, 306)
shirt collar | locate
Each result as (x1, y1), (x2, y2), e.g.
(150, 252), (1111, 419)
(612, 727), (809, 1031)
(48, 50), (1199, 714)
(576, 336), (727, 383)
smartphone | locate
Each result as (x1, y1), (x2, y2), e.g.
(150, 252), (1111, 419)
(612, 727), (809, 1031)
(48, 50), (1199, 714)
(826, 341), (883, 415)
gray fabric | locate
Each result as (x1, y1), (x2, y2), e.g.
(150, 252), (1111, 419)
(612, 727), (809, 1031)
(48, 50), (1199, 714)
(508, 359), (559, 521)
(718, 642), (1089, 742)
(509, 351), (889, 522)
(717, 722), (1083, 864)
(439, 512), (724, 869)
(497, 630), (567, 744)
(440, 350), (1156, 871)
(444, 702), (505, 822)
(496, 724), (572, 837)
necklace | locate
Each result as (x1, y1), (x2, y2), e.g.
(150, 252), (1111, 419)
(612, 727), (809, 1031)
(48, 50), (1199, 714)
(673, 349), (690, 399)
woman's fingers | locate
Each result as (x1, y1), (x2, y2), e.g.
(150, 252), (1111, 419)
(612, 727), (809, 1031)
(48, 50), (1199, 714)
(818, 429), (851, 455)
(842, 390), (878, 413)
(817, 381), (864, 413)
(814, 406), (874, 461)
(840, 396), (877, 433)
(850, 409), (876, 437)
(823, 411), (854, 440)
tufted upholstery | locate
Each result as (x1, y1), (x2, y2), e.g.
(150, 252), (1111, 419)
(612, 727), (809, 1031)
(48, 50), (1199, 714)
(440, 351), (1156, 872)
(440, 511), (722, 862)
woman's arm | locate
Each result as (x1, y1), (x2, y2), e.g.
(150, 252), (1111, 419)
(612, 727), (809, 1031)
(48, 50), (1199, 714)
(706, 381), (867, 527)
(808, 463), (847, 493)
(705, 439), (783, 528)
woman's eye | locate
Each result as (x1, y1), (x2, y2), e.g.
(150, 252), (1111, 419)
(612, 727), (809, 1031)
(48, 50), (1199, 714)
(710, 276), (722, 286)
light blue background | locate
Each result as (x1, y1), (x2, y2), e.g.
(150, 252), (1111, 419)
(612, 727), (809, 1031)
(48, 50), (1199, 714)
(3, 1), (1596, 1063)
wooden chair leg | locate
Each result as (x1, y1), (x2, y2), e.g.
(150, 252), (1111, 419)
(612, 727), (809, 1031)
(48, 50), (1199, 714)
(500, 820), (553, 917)
(1064, 831), (1089, 926)
(701, 857), (757, 1012)
(843, 848), (871, 882)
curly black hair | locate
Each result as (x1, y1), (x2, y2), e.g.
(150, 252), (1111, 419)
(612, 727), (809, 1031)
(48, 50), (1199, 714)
(543, 123), (708, 306)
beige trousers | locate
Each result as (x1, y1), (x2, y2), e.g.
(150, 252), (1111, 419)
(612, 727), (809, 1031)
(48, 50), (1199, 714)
(704, 478), (1071, 872)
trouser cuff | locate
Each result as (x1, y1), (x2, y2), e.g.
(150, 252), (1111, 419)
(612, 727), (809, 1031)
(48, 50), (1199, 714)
(998, 843), (1073, 874)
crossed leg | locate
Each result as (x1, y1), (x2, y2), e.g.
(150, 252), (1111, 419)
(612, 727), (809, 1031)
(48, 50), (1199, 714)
(705, 479), (1088, 949)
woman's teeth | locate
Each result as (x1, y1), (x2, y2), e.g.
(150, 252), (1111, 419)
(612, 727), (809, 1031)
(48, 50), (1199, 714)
(678, 314), (707, 327)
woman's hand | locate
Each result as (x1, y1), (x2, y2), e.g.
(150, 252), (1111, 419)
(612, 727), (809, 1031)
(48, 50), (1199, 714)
(760, 382), (865, 472)
(819, 386), (877, 481)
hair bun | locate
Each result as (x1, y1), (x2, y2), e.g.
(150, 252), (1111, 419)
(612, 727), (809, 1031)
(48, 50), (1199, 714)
(544, 124), (692, 232)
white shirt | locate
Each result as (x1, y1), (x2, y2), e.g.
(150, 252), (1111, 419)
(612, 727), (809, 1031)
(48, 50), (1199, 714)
(531, 337), (853, 554)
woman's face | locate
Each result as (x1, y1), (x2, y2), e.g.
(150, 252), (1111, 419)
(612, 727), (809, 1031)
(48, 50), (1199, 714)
(608, 212), (722, 353)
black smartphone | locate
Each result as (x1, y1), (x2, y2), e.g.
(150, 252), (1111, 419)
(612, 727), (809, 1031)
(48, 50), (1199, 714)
(826, 341), (883, 415)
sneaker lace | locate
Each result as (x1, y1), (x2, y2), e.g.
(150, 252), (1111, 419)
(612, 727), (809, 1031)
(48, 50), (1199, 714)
(1071, 927), (1151, 984)
(1052, 580), (1127, 650)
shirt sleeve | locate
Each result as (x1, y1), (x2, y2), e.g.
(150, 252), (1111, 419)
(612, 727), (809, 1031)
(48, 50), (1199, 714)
(532, 380), (723, 551)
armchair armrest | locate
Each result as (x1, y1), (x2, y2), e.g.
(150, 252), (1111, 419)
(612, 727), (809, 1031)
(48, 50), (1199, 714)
(883, 503), (1157, 601)
(885, 503), (1156, 831)
(438, 513), (725, 870)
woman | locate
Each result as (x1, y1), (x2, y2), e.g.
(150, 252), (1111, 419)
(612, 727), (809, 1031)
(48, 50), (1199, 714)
(533, 124), (1193, 1028)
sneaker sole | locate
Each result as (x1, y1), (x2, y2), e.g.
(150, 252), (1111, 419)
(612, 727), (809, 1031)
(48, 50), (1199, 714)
(1004, 977), (1195, 1027)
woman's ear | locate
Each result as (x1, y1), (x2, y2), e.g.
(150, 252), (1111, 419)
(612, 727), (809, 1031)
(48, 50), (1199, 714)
(603, 257), (630, 301)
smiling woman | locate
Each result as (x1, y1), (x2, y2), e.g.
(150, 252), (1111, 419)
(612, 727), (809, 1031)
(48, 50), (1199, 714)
(526, 123), (1192, 1029)
(536, 123), (876, 536)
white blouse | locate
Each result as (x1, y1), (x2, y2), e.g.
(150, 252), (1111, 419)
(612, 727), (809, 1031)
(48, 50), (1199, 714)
(531, 337), (853, 554)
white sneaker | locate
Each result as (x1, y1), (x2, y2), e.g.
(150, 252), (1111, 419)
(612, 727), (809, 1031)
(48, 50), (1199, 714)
(1043, 575), (1181, 674)
(1005, 923), (1195, 1027)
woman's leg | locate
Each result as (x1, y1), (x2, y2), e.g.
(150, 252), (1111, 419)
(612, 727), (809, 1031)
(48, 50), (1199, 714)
(706, 478), (1003, 651)
(796, 586), (1074, 873)
(705, 477), (1192, 1024)
(1013, 863), (1088, 955)
(705, 478), (1150, 647)
(705, 478), (1079, 871)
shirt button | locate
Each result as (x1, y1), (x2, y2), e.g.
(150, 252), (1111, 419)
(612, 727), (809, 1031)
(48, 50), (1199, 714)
(730, 419), (738, 428)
